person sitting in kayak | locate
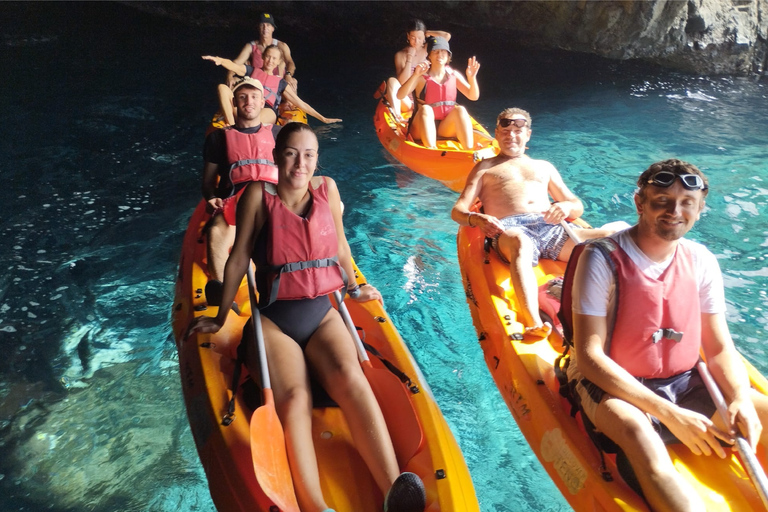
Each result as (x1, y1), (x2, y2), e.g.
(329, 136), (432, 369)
(203, 45), (341, 126)
(383, 19), (451, 122)
(223, 13), (297, 91)
(202, 76), (279, 300)
(187, 122), (427, 512)
(397, 36), (480, 150)
(565, 159), (768, 511)
(452, 107), (614, 338)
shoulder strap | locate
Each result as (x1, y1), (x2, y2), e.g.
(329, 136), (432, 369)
(557, 237), (620, 349)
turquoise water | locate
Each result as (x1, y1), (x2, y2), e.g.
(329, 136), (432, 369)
(2, 4), (767, 511)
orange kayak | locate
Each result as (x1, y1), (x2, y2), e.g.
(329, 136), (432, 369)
(373, 87), (498, 192)
(456, 219), (768, 511)
(171, 201), (480, 511)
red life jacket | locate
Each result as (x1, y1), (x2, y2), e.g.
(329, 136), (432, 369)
(421, 70), (457, 120)
(223, 126), (277, 193)
(250, 68), (282, 108)
(250, 40), (281, 76)
(560, 238), (701, 379)
(256, 179), (346, 307)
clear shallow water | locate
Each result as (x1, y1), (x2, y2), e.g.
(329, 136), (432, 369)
(1, 4), (767, 511)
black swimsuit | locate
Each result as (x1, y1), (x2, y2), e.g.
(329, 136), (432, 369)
(260, 296), (333, 350)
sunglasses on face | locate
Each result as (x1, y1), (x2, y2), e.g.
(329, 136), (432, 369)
(498, 118), (528, 128)
(646, 171), (708, 191)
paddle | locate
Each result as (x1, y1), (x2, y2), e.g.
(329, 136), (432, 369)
(332, 289), (424, 467)
(697, 361), (768, 509)
(245, 264), (300, 512)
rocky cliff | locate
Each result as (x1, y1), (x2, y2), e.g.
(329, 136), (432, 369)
(124, 0), (768, 76)
(471, 0), (768, 75)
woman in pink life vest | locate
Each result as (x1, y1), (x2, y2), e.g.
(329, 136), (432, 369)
(186, 123), (426, 512)
(203, 46), (342, 127)
(397, 36), (480, 150)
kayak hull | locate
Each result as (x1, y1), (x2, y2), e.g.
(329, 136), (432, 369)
(457, 220), (768, 511)
(172, 201), (480, 511)
(373, 97), (497, 192)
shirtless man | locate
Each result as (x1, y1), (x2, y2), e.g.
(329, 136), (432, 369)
(226, 13), (297, 91)
(384, 19), (451, 120)
(452, 107), (613, 337)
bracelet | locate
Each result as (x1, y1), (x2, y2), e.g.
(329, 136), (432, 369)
(467, 212), (476, 227)
(347, 284), (361, 299)
(285, 71), (292, 77)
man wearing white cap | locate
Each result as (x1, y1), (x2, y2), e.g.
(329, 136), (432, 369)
(201, 76), (281, 304)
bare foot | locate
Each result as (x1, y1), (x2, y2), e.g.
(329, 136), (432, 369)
(523, 322), (552, 340)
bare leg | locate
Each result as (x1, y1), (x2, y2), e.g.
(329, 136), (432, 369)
(557, 227), (617, 262)
(216, 83), (235, 126)
(259, 317), (329, 512)
(259, 107), (278, 125)
(437, 106), (473, 150)
(497, 229), (551, 337)
(409, 105), (437, 148)
(206, 214), (235, 282)
(385, 77), (404, 121)
(305, 309), (400, 495)
(594, 397), (706, 512)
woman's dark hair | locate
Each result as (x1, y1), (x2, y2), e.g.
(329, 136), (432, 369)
(407, 19), (426, 34)
(274, 122), (316, 153)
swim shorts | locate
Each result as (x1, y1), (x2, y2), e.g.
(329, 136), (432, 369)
(568, 364), (717, 445)
(492, 213), (573, 266)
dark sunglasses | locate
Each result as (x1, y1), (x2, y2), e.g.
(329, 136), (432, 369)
(498, 118), (528, 128)
(647, 171), (707, 191)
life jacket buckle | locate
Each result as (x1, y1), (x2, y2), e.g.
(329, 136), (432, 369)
(652, 328), (684, 343)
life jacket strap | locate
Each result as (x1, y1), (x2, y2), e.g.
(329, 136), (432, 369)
(259, 256), (347, 309)
(229, 158), (276, 173)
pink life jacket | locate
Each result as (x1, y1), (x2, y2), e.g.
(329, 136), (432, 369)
(560, 238), (701, 379)
(223, 127), (277, 191)
(421, 70), (457, 120)
(250, 40), (281, 76)
(250, 68), (282, 108)
(256, 180), (346, 307)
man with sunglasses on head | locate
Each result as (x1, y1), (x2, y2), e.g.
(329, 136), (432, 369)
(452, 107), (614, 338)
(565, 159), (768, 510)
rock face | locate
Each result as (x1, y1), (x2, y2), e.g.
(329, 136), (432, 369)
(123, 0), (768, 76)
(480, 0), (768, 75)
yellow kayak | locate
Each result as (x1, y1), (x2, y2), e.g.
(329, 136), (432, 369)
(456, 219), (768, 511)
(171, 200), (480, 511)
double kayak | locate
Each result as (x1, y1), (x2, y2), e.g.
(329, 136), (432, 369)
(172, 200), (480, 511)
(373, 87), (498, 192)
(456, 220), (768, 511)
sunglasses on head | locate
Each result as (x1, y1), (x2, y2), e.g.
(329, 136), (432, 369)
(646, 171), (708, 191)
(498, 118), (528, 128)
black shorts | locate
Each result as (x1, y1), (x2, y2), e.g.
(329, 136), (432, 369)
(569, 364), (718, 445)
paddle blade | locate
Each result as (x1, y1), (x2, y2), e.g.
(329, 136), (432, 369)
(250, 389), (300, 512)
(363, 361), (424, 467)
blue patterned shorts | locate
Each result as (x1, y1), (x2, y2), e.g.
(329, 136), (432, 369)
(492, 213), (572, 265)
